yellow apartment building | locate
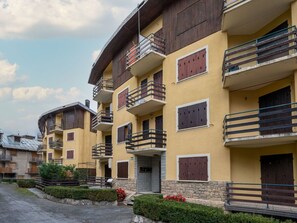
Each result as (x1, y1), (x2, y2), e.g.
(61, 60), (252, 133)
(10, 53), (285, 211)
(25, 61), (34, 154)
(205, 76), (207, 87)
(88, 0), (297, 218)
(38, 101), (97, 174)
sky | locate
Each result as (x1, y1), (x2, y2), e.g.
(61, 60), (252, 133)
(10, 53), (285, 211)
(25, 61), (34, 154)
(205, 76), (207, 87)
(0, 0), (142, 136)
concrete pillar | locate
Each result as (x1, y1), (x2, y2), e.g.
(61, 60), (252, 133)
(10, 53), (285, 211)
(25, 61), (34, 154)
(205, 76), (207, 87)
(291, 1), (297, 26)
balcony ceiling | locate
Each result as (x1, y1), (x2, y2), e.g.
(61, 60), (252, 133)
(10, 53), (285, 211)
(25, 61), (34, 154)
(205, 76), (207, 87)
(222, 0), (294, 35)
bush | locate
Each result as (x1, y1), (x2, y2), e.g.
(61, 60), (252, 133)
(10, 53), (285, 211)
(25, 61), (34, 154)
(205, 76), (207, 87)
(116, 188), (126, 202)
(44, 186), (117, 202)
(39, 163), (79, 180)
(133, 195), (293, 223)
(1, 178), (17, 183)
(17, 179), (36, 188)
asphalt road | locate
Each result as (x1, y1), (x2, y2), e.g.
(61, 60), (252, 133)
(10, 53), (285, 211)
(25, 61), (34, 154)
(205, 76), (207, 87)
(0, 183), (133, 223)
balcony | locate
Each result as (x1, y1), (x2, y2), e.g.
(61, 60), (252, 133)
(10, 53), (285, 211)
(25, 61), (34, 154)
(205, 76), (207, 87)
(37, 144), (47, 154)
(126, 129), (167, 156)
(222, 0), (295, 35)
(48, 124), (63, 134)
(27, 167), (39, 175)
(223, 26), (297, 90)
(0, 154), (12, 162)
(50, 159), (63, 165)
(126, 81), (166, 116)
(226, 182), (297, 219)
(126, 34), (166, 77)
(223, 103), (297, 148)
(92, 144), (113, 160)
(0, 167), (13, 173)
(49, 140), (63, 150)
(92, 111), (113, 131)
(93, 78), (114, 103)
(29, 157), (43, 165)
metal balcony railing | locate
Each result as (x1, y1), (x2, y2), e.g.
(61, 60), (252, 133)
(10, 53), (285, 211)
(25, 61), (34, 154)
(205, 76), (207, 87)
(49, 140), (63, 150)
(0, 154), (12, 162)
(50, 159), (63, 165)
(93, 78), (113, 99)
(92, 111), (113, 129)
(222, 26), (297, 79)
(223, 102), (297, 141)
(48, 124), (63, 133)
(29, 157), (43, 164)
(126, 33), (165, 68)
(126, 129), (167, 151)
(126, 81), (166, 109)
(92, 144), (113, 159)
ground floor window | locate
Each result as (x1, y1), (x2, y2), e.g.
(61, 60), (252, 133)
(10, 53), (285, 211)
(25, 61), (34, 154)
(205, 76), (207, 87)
(117, 161), (128, 179)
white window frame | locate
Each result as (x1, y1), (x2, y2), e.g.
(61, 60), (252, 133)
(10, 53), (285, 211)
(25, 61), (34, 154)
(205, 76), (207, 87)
(176, 98), (210, 132)
(176, 46), (209, 83)
(116, 122), (131, 144)
(66, 149), (74, 160)
(116, 160), (129, 179)
(117, 86), (129, 110)
(176, 154), (211, 182)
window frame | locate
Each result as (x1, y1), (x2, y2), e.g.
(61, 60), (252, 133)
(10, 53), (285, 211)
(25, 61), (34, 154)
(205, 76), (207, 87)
(116, 160), (129, 179)
(117, 122), (132, 144)
(66, 150), (74, 159)
(117, 87), (129, 110)
(176, 98), (210, 132)
(176, 154), (211, 182)
(176, 46), (208, 83)
(67, 132), (74, 141)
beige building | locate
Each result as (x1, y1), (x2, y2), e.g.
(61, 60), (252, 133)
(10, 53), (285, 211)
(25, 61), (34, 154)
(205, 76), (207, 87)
(0, 131), (42, 179)
(88, 0), (297, 218)
(38, 101), (97, 173)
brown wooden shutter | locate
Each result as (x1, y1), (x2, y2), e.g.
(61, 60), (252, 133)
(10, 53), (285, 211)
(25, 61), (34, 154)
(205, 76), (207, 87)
(67, 132), (74, 141)
(118, 88), (128, 109)
(117, 162), (128, 178)
(177, 48), (207, 81)
(117, 126), (125, 143)
(198, 101), (207, 126)
(67, 150), (74, 159)
(179, 157), (208, 181)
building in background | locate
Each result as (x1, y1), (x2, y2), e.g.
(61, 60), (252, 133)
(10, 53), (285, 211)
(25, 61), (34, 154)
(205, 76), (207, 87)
(38, 101), (97, 176)
(88, 0), (297, 218)
(0, 130), (42, 179)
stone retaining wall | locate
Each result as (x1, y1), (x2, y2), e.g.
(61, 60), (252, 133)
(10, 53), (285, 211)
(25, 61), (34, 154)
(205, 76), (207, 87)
(114, 178), (136, 191)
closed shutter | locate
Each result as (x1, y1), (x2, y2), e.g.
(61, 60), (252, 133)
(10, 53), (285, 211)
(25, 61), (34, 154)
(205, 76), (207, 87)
(118, 88), (128, 109)
(179, 156), (208, 181)
(67, 150), (74, 159)
(67, 132), (74, 141)
(198, 102), (207, 126)
(178, 48), (207, 81)
(117, 162), (128, 178)
(117, 126), (125, 143)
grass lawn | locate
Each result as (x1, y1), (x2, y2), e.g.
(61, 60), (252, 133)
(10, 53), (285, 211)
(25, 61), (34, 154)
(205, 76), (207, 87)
(15, 187), (34, 196)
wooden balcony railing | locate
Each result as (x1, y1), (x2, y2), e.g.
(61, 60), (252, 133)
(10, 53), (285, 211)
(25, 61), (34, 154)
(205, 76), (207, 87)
(49, 140), (63, 150)
(226, 182), (297, 218)
(92, 111), (113, 129)
(93, 78), (113, 99)
(126, 33), (165, 68)
(29, 157), (43, 164)
(0, 154), (12, 162)
(126, 81), (166, 108)
(126, 129), (167, 151)
(0, 167), (13, 173)
(92, 144), (113, 159)
(223, 26), (297, 79)
(224, 102), (297, 141)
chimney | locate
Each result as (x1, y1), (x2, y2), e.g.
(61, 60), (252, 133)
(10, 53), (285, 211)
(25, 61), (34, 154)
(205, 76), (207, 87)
(85, 99), (90, 108)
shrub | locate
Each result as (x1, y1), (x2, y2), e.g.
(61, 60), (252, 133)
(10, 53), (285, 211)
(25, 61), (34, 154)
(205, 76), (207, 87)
(17, 179), (36, 188)
(39, 163), (79, 180)
(164, 194), (186, 202)
(116, 188), (126, 202)
(44, 186), (117, 202)
(1, 178), (17, 183)
(133, 195), (293, 223)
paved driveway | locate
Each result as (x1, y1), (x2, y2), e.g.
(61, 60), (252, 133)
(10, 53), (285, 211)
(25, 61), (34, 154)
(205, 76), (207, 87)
(0, 183), (133, 223)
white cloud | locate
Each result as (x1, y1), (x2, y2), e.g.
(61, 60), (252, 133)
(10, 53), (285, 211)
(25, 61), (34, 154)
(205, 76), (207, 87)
(92, 49), (101, 62)
(0, 87), (12, 99)
(0, 0), (143, 39)
(0, 59), (17, 85)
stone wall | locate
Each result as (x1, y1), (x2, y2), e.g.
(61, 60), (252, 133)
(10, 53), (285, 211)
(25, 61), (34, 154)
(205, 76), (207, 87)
(161, 180), (227, 202)
(114, 178), (136, 191)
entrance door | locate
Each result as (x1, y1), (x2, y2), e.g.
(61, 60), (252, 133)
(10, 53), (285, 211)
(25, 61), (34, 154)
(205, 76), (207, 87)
(259, 86), (291, 135)
(155, 116), (163, 148)
(105, 135), (112, 156)
(153, 71), (163, 100)
(104, 164), (111, 178)
(260, 154), (294, 204)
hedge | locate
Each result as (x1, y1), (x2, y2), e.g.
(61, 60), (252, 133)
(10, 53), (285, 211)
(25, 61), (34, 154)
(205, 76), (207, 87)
(1, 178), (17, 183)
(133, 195), (293, 223)
(17, 179), (36, 188)
(44, 186), (117, 202)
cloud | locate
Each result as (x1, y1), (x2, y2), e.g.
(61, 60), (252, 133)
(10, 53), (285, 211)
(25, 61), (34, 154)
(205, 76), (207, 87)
(0, 0), (143, 39)
(92, 49), (101, 62)
(0, 87), (12, 99)
(0, 59), (17, 85)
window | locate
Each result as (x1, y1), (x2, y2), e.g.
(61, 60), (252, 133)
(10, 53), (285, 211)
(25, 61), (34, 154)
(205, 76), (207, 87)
(117, 161), (128, 178)
(177, 100), (208, 130)
(118, 88), (129, 109)
(10, 150), (17, 156)
(48, 153), (53, 161)
(67, 150), (74, 159)
(117, 123), (132, 143)
(67, 132), (74, 141)
(178, 155), (209, 181)
(177, 47), (207, 82)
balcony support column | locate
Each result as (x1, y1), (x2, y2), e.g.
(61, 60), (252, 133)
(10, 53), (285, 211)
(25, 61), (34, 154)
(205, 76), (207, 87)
(292, 1), (297, 25)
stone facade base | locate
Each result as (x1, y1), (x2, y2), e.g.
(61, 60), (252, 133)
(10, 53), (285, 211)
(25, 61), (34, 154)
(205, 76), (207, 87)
(161, 180), (227, 203)
(132, 215), (162, 223)
(114, 178), (136, 192)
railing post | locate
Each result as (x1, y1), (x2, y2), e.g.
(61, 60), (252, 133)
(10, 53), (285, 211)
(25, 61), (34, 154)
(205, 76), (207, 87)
(226, 182), (230, 205)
